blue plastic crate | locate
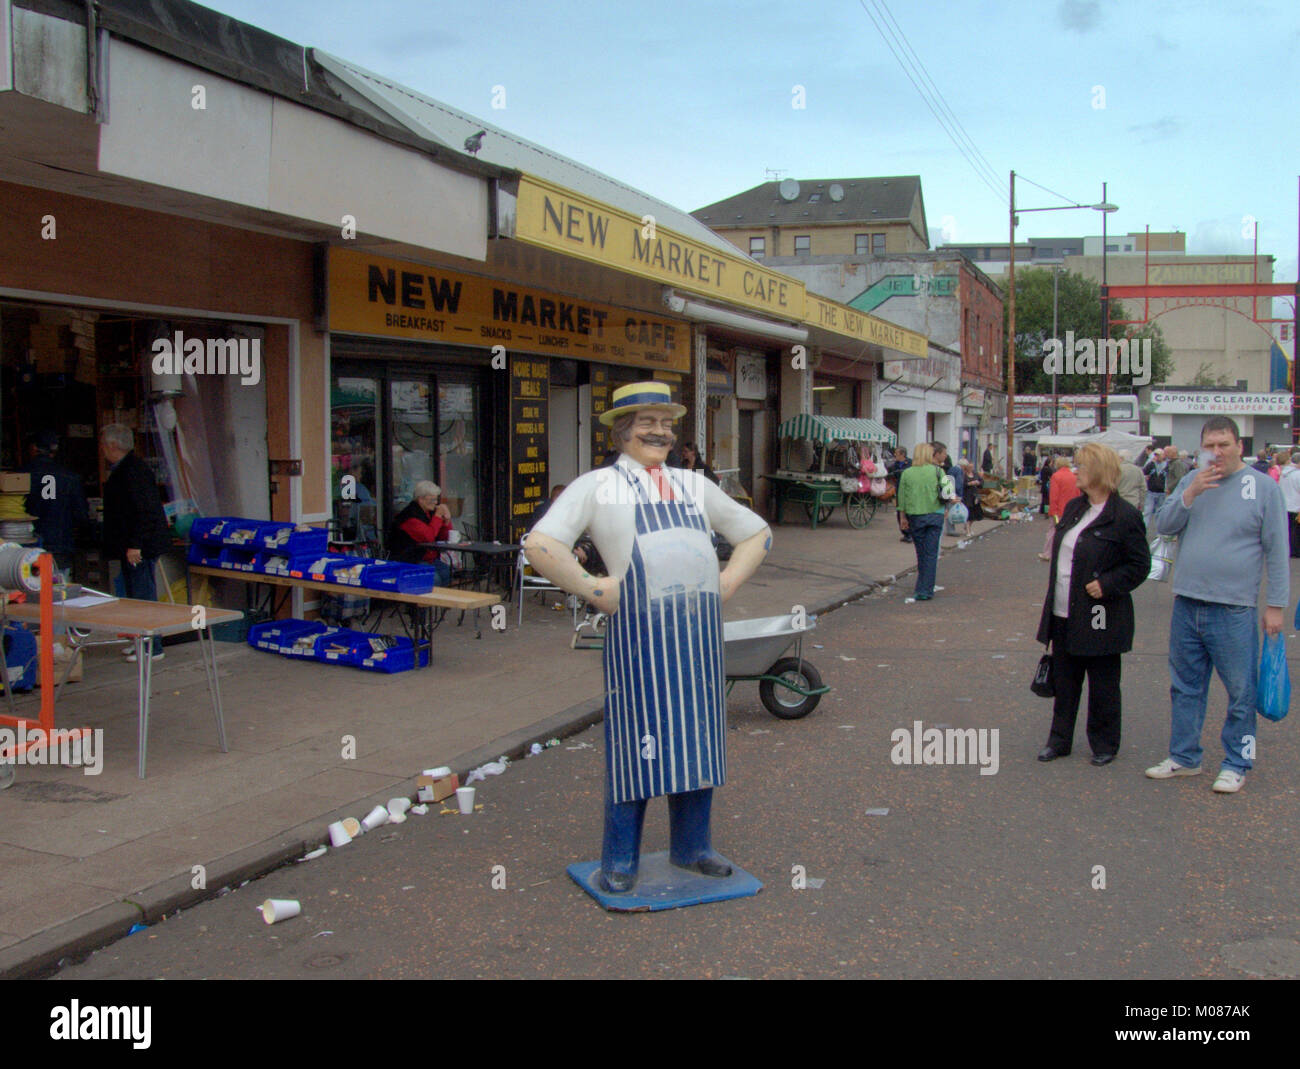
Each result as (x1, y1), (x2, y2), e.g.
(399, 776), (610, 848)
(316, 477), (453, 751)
(219, 519), (270, 548)
(389, 565), (439, 594)
(287, 554), (352, 582)
(312, 628), (364, 666)
(247, 619), (329, 656)
(186, 543), (224, 568)
(257, 523), (329, 556)
(358, 636), (428, 673)
(218, 547), (260, 572)
(322, 557), (373, 587)
(190, 516), (248, 546)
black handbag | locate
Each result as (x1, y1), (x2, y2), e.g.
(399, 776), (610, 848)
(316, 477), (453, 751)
(1031, 652), (1055, 698)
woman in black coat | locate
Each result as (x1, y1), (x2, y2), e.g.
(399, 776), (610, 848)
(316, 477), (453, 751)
(1035, 443), (1151, 766)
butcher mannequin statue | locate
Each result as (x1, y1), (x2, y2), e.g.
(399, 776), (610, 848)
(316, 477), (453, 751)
(525, 381), (771, 893)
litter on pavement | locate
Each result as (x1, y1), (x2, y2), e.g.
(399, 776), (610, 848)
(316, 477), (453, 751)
(464, 756), (510, 784)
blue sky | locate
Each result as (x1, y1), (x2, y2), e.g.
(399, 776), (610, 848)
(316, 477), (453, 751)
(200, 0), (1298, 301)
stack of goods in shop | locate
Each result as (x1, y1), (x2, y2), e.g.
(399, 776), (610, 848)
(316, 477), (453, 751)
(247, 619), (427, 673)
(25, 308), (98, 385)
(186, 516), (439, 593)
(0, 472), (36, 543)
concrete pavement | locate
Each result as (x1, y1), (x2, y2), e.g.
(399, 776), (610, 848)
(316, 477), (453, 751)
(0, 497), (1010, 977)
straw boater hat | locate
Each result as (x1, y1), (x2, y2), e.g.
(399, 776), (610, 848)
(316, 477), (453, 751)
(598, 381), (687, 426)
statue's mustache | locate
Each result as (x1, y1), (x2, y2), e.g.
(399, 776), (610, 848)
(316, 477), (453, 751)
(637, 433), (674, 447)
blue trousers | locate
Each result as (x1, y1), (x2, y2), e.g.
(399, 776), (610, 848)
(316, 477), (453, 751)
(601, 787), (718, 883)
(1168, 596), (1258, 773)
(907, 512), (944, 597)
(122, 558), (163, 654)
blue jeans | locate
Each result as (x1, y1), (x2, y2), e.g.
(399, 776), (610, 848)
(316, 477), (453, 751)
(122, 558), (163, 655)
(1168, 596), (1258, 773)
(907, 513), (944, 597)
(1144, 491), (1165, 526)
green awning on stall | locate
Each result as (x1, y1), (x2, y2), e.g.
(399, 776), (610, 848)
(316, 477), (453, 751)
(777, 414), (897, 447)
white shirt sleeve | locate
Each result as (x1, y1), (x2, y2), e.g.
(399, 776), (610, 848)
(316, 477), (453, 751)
(677, 470), (770, 544)
(529, 471), (601, 549)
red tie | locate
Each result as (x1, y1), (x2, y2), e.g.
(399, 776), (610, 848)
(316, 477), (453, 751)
(646, 466), (675, 501)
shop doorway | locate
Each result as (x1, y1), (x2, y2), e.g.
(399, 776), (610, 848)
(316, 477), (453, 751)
(549, 385), (580, 488)
(331, 362), (483, 553)
(738, 408), (755, 496)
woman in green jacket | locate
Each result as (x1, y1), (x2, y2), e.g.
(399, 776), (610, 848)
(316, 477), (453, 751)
(897, 442), (947, 601)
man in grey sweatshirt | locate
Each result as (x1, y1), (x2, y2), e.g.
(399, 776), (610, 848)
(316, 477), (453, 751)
(1147, 416), (1289, 793)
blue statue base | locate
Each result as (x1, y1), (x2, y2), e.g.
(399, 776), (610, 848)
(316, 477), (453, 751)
(567, 851), (763, 912)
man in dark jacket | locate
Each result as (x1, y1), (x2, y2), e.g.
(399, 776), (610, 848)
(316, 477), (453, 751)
(24, 429), (88, 576)
(101, 423), (170, 657)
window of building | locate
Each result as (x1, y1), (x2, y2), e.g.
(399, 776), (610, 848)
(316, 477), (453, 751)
(1105, 243), (1119, 253)
(794, 235), (811, 255)
(872, 233), (886, 255)
(808, 193), (821, 203)
(750, 236), (765, 259)
(855, 234), (869, 255)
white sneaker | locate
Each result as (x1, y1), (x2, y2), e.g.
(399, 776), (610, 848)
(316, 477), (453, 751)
(1145, 758), (1202, 779)
(1212, 769), (1245, 793)
(123, 650), (164, 663)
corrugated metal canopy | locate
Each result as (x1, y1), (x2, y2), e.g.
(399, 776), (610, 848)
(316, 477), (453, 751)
(312, 51), (743, 258)
(778, 414), (897, 446)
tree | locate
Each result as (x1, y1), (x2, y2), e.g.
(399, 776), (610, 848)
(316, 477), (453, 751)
(1187, 361), (1234, 387)
(1002, 268), (1173, 394)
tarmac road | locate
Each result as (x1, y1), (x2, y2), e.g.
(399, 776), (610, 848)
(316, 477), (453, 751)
(56, 518), (1300, 980)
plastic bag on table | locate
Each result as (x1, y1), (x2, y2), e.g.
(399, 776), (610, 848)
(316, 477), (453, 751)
(1257, 633), (1290, 722)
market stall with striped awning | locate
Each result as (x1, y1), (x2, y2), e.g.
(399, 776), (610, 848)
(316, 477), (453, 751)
(777, 414), (897, 448)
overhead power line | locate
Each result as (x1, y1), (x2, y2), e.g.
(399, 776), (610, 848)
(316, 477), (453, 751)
(858, 0), (1004, 204)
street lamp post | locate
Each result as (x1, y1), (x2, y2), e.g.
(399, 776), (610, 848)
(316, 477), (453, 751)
(1005, 172), (1118, 480)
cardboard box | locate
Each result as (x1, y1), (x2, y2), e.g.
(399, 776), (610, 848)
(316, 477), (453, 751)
(416, 772), (458, 803)
(29, 325), (72, 348)
(0, 472), (31, 493)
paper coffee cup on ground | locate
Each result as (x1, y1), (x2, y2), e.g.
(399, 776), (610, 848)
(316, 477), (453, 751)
(387, 797), (411, 817)
(260, 898), (300, 924)
(341, 816), (362, 838)
(388, 810), (407, 824)
(362, 804), (389, 831)
(456, 786), (476, 815)
(328, 821), (352, 848)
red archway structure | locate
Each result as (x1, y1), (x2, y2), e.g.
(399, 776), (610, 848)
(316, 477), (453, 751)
(1103, 225), (1299, 442)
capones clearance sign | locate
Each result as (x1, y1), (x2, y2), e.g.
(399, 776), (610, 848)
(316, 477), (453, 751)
(328, 248), (690, 372)
(514, 175), (804, 319)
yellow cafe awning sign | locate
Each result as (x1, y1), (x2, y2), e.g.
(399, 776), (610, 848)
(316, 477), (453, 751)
(328, 247), (691, 372)
(805, 294), (928, 358)
(514, 176), (928, 359)
(514, 175), (804, 321)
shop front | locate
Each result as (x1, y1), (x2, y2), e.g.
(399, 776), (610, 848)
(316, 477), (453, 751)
(0, 182), (323, 593)
(1142, 388), (1292, 455)
(325, 248), (692, 546)
(875, 353), (962, 456)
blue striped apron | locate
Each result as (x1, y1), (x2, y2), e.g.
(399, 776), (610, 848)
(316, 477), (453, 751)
(603, 462), (726, 804)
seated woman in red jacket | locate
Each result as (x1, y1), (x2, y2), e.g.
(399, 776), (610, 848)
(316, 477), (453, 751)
(388, 480), (454, 584)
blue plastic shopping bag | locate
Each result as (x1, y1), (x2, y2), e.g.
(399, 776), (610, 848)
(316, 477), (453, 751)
(1257, 633), (1290, 723)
